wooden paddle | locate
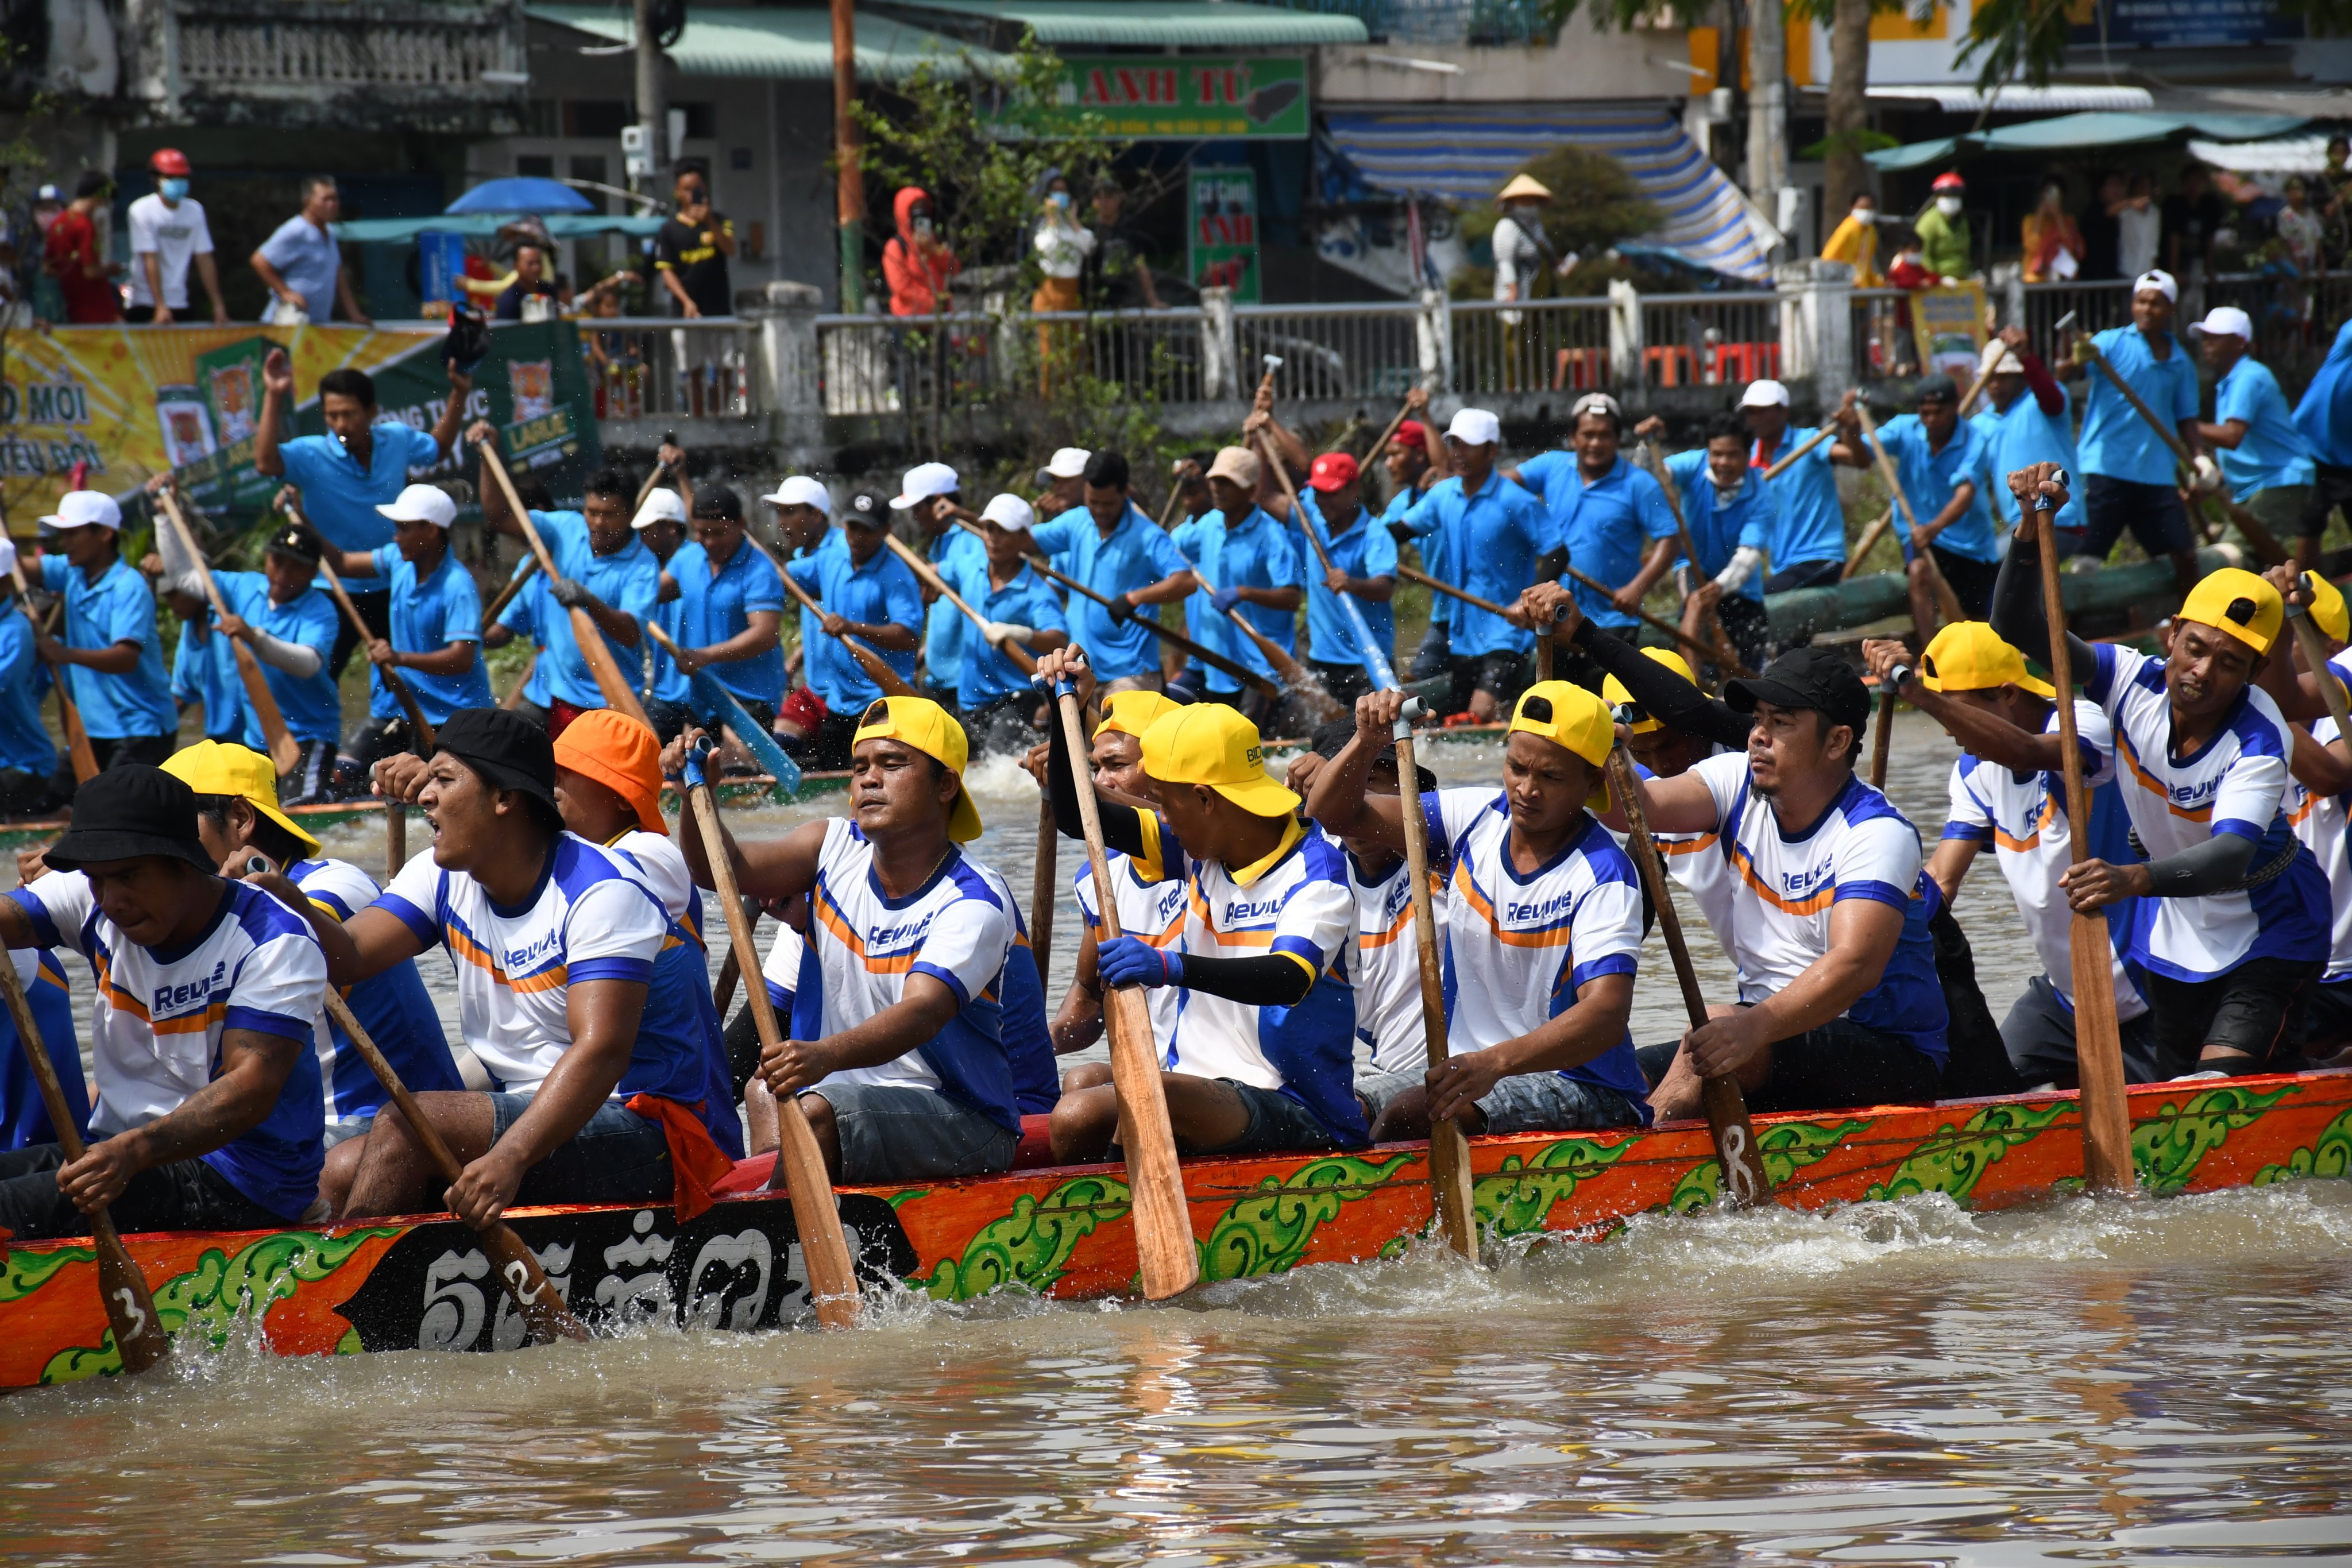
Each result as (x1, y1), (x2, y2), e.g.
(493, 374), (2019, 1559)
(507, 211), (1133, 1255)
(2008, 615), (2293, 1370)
(2022, 494), (2134, 1194)
(1547, 563), (1754, 676)
(10, 566), (96, 783)
(1851, 402), (1967, 629)
(948, 517), (1283, 701)
(310, 547), (434, 753)
(482, 558), (540, 627)
(471, 437), (654, 725)
(499, 650), (536, 710)
(882, 532), (1040, 677)
(316, 985), (588, 1342)
(1393, 697), (1477, 1256)
(1031, 796), (1057, 982)
(712, 893), (758, 1015)
(762, 549), (921, 702)
(1048, 667), (1198, 1299)
(1257, 431), (1400, 691)
(1841, 511), (1894, 582)
(0, 952), (170, 1372)
(2075, 335), (2291, 566)
(1602, 747), (1770, 1206)
(385, 799), (405, 885)
(153, 485), (303, 777)
(1186, 559), (1346, 724)
(679, 742), (862, 1327)
(1761, 422), (1836, 481)
(1868, 683), (1898, 790)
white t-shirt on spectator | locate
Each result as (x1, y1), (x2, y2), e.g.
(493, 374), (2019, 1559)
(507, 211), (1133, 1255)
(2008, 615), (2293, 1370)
(126, 193), (214, 310)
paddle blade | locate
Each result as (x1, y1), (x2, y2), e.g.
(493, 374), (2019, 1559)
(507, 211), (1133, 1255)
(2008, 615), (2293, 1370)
(1427, 1117), (1478, 1259)
(767, 1109), (863, 1328)
(1103, 984), (1198, 1299)
(1700, 1075), (1772, 1208)
(92, 1218), (170, 1374)
(690, 669), (803, 795)
(480, 1220), (591, 1343)
(2068, 910), (2137, 1194)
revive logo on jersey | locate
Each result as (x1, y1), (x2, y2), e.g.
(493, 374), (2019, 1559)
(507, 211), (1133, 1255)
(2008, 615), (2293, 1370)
(1505, 891), (1575, 925)
(1222, 897), (1286, 926)
(152, 959), (230, 1017)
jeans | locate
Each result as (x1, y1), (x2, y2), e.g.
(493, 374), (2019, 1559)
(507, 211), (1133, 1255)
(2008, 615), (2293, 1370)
(0, 1145), (292, 1241)
(809, 1082), (1017, 1184)
(485, 1093), (674, 1208)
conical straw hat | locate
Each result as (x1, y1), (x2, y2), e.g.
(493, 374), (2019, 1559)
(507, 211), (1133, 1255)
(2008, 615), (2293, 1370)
(1497, 173), (1552, 203)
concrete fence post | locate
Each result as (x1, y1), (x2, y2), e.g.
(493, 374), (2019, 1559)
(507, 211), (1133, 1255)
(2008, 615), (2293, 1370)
(1607, 278), (1644, 392)
(1199, 287), (1238, 401)
(1774, 259), (1853, 410)
(1415, 288), (1453, 395)
(744, 280), (824, 453)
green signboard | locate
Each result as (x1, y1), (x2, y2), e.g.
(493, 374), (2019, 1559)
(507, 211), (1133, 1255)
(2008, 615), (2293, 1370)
(1188, 167), (1261, 304)
(1037, 56), (1308, 140)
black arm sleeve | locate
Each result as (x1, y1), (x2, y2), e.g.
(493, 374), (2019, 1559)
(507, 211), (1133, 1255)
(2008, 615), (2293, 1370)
(1045, 698), (1150, 860)
(1990, 530), (2098, 679)
(1570, 618), (1752, 751)
(2139, 832), (2258, 898)
(1176, 953), (1316, 1007)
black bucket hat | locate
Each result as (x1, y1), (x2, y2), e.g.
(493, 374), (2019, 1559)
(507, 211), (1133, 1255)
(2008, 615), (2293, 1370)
(1308, 717), (1437, 793)
(45, 767), (215, 874)
(432, 707), (559, 814)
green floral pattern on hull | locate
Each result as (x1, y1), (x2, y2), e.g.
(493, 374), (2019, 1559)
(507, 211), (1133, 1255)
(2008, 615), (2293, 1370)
(920, 1176), (1133, 1300)
(2255, 1104), (2352, 1186)
(1668, 1120), (1872, 1213)
(1473, 1137), (1632, 1237)
(1866, 1100), (2072, 1204)
(1199, 1153), (1415, 1281)
(43, 1227), (398, 1383)
(1, 1242), (98, 1306)
(2132, 1085), (2296, 1192)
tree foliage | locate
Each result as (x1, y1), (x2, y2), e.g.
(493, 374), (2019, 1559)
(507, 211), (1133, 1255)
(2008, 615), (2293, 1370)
(1453, 144), (1663, 297)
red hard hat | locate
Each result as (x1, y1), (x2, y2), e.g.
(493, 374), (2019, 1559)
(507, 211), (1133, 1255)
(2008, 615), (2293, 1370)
(1932, 171), (1965, 192)
(150, 148), (191, 177)
(1308, 451), (1360, 491)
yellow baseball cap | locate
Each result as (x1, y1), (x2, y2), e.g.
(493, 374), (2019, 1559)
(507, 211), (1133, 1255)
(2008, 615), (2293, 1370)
(1508, 680), (1614, 810)
(1094, 689), (1179, 741)
(1918, 621), (2055, 698)
(852, 696), (982, 842)
(1139, 704), (1299, 817)
(160, 740), (321, 855)
(1601, 648), (1696, 734)
(2179, 567), (2283, 655)
(2305, 570), (2350, 645)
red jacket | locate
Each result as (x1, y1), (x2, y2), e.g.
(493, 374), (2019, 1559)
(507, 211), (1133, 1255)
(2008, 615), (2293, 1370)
(881, 186), (957, 318)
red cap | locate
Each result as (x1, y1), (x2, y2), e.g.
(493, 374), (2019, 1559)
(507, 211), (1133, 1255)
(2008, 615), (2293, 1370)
(1932, 171), (1965, 192)
(1391, 419), (1428, 450)
(150, 149), (191, 177)
(1308, 451), (1360, 491)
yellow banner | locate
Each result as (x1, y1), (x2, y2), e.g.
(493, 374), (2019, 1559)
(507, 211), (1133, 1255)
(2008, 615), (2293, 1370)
(0, 323), (436, 528)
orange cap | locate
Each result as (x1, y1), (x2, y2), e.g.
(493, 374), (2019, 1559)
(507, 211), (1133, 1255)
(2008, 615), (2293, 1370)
(552, 709), (667, 835)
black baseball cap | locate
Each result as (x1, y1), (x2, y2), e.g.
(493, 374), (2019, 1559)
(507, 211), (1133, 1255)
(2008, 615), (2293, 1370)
(843, 490), (891, 531)
(45, 767), (214, 874)
(1914, 373), (1959, 403)
(265, 522), (321, 565)
(432, 707), (559, 814)
(1725, 646), (1870, 735)
(1308, 718), (1436, 793)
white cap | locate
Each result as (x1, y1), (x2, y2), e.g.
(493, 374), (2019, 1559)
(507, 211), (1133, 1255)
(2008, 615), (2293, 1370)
(1737, 379), (1790, 410)
(2133, 268), (2179, 303)
(763, 474), (832, 513)
(890, 461), (959, 509)
(41, 491), (120, 531)
(1445, 407), (1501, 447)
(1045, 447), (1091, 480)
(630, 488), (686, 531)
(980, 493), (1037, 532)
(1569, 392), (1623, 424)
(2190, 305), (2254, 342)
(376, 482), (457, 530)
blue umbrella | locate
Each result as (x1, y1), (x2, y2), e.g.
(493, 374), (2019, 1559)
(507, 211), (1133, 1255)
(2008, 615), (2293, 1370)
(446, 176), (596, 215)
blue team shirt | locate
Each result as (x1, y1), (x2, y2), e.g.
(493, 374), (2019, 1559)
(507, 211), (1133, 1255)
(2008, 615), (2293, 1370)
(0, 613), (55, 777)
(277, 422), (443, 555)
(38, 554), (176, 740)
(1751, 427), (1848, 570)
(1871, 414), (2000, 564)
(1297, 493), (1397, 673)
(369, 542), (492, 722)
(2215, 354), (2316, 499)
(1031, 503), (1190, 681)
(1185, 506), (1301, 693)
(1973, 383), (2085, 534)
(1515, 451), (1677, 631)
(785, 538), (924, 710)
(2294, 319), (2352, 469)
(211, 571), (340, 748)
(0, 952), (83, 1149)
(1401, 469), (1551, 656)
(951, 557), (1067, 707)
(172, 617), (240, 741)
(667, 536), (787, 706)
(290, 859), (462, 1121)
(1663, 450), (1775, 596)
(922, 527), (987, 693)
(2079, 326), (2200, 486)
(496, 511), (659, 710)
(646, 584), (692, 705)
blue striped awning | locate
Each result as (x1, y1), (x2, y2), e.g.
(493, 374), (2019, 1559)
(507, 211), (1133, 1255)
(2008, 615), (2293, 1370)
(1322, 102), (1777, 283)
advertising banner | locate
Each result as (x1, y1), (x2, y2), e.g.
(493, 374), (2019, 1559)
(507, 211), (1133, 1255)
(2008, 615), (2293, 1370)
(1910, 281), (1989, 380)
(1003, 56), (1310, 140)
(1189, 168), (1262, 304)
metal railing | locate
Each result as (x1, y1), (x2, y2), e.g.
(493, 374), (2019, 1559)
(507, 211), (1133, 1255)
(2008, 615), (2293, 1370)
(1639, 292), (1781, 388)
(1234, 301), (1423, 401)
(813, 308), (1211, 419)
(584, 318), (758, 421)
(2020, 278), (2137, 345)
(1451, 296), (1614, 397)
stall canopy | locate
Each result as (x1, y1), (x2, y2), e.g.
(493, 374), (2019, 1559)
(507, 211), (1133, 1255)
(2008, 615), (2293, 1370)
(882, 0), (1366, 48)
(447, 176), (596, 215)
(1867, 111), (2311, 171)
(331, 213), (666, 243)
(2187, 134), (2335, 174)
(527, 4), (1014, 79)
(1320, 103), (1779, 282)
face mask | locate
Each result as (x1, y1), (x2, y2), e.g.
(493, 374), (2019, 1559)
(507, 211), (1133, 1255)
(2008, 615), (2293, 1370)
(1852, 207), (1875, 224)
(1937, 196), (1963, 217)
(159, 177), (190, 202)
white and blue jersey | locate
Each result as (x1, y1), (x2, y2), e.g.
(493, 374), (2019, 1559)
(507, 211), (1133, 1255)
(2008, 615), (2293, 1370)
(1690, 751), (1949, 1066)
(1420, 788), (1651, 1119)
(1031, 503), (1191, 682)
(368, 542), (492, 722)
(1753, 426), (1849, 571)
(1073, 849), (1191, 1048)
(2215, 354), (2316, 501)
(2084, 643), (2329, 983)
(1873, 414), (1999, 563)
(10, 874), (327, 1220)
(1127, 812), (1367, 1145)
(288, 856), (462, 1137)
(2079, 326), (2199, 486)
(1516, 451), (1677, 632)
(2288, 700), (2352, 984)
(1001, 904), (1059, 1118)
(1973, 383), (2085, 536)
(1345, 852), (1437, 1079)
(1400, 470), (1551, 656)
(1298, 493), (1397, 673)
(1664, 450), (1774, 599)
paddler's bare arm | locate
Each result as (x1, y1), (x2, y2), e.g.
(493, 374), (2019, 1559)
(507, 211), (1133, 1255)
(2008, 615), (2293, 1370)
(1304, 689), (1415, 853)
(1926, 837), (1980, 907)
(58, 1028), (307, 1214)
(1863, 638), (2068, 775)
(2288, 725), (2352, 797)
(1427, 972), (1635, 1123)
(453, 977), (643, 1226)
(1595, 763), (1720, 837)
(1681, 898), (1905, 1081)
(1052, 925), (1106, 1054)
(760, 973), (961, 1098)
(663, 725), (830, 898)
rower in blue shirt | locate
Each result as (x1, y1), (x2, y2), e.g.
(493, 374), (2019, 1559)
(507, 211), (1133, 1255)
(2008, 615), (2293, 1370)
(1740, 380), (1868, 592)
(891, 462), (984, 710)
(1971, 329), (2084, 542)
(0, 550), (56, 816)
(1401, 407), (1551, 721)
(1868, 376), (2002, 623)
(951, 495), (1070, 754)
(2189, 306), (2316, 563)
(783, 491), (925, 767)
(2293, 318), (2352, 568)
(629, 486), (696, 738)
(1636, 410), (1777, 674)
(252, 349), (472, 678)
(1188, 445), (1304, 725)
(1372, 398), (1454, 683)
(36, 489), (179, 801)
(1267, 450), (1396, 705)
(2060, 268), (2204, 596)
(477, 460), (659, 731)
(1507, 393), (1677, 662)
(1028, 449), (1195, 694)
(663, 485), (787, 751)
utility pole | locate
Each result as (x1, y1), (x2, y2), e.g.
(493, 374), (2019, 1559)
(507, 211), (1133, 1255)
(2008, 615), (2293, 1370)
(1746, 0), (1788, 235)
(633, 0), (667, 199)
(832, 0), (866, 310)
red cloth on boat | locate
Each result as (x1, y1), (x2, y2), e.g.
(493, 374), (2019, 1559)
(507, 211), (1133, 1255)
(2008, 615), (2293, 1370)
(625, 1094), (736, 1222)
(703, 1114), (1059, 1198)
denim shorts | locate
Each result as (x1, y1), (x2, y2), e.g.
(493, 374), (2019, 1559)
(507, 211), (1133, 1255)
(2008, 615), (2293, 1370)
(811, 1081), (1017, 1186)
(1182, 1079), (1345, 1157)
(488, 1093), (674, 1208)
(1474, 1072), (1643, 1133)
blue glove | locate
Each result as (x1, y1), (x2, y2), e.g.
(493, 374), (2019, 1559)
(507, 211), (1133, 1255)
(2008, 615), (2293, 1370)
(1209, 586), (1243, 616)
(1098, 935), (1183, 990)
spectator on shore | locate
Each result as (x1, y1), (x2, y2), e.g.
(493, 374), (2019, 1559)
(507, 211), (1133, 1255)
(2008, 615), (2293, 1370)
(654, 164), (735, 319)
(2279, 177), (2326, 280)
(44, 171), (121, 325)
(2082, 171), (2125, 280)
(252, 175), (370, 327)
(493, 243), (558, 322)
(24, 185), (66, 323)
(2118, 173), (2161, 281)
(126, 150), (227, 326)
(2165, 165), (2226, 280)
(1084, 180), (1161, 311)
(1917, 172), (1973, 280)
(1820, 190), (1882, 286)
(2021, 180), (2084, 283)
(882, 186), (957, 318)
